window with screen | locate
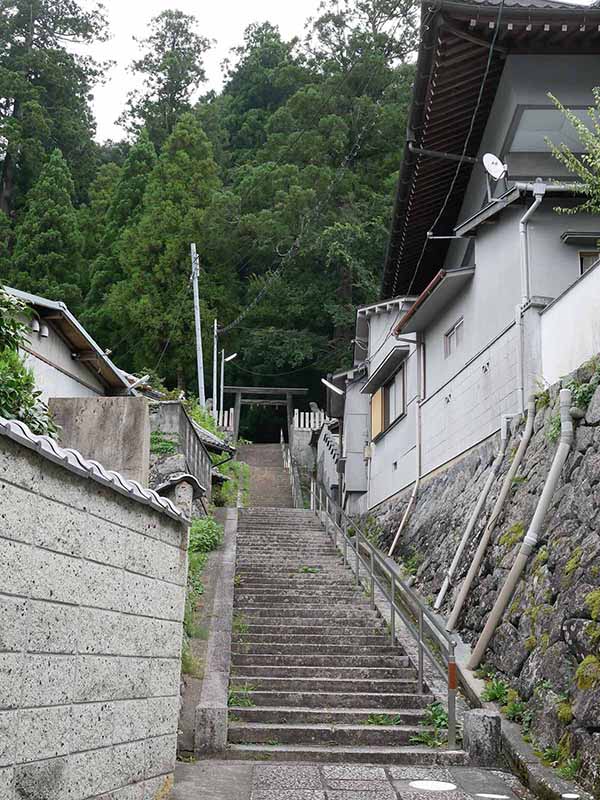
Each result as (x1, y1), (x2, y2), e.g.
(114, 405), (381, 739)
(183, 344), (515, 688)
(444, 318), (464, 359)
(580, 251), (600, 275)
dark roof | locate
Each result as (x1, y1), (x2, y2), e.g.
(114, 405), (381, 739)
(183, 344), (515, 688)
(381, 0), (600, 299)
(190, 420), (235, 454)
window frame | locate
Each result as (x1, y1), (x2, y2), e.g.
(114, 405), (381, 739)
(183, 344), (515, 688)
(370, 365), (406, 443)
(579, 250), (600, 276)
(444, 317), (464, 359)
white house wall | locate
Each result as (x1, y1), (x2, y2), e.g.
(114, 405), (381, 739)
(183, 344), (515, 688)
(541, 259), (600, 386)
(22, 325), (105, 400)
(342, 381), (369, 494)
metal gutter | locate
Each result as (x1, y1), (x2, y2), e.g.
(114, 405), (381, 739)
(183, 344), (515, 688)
(393, 270), (447, 335)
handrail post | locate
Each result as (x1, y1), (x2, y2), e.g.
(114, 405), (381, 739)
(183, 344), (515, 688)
(355, 529), (360, 586)
(418, 609), (424, 694)
(389, 568), (395, 646)
(343, 521), (348, 566)
(370, 549), (375, 608)
(447, 642), (457, 750)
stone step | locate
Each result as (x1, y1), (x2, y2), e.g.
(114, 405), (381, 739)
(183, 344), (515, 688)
(224, 743), (468, 765)
(231, 653), (410, 669)
(230, 665), (416, 680)
(228, 706), (426, 725)
(229, 676), (419, 694)
(234, 593), (365, 605)
(243, 623), (386, 636)
(232, 689), (432, 709)
(232, 633), (391, 647)
(238, 607), (379, 620)
(233, 643), (399, 656)
(228, 722), (428, 747)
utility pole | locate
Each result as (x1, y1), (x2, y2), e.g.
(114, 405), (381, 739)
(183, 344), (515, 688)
(190, 243), (205, 406)
(213, 318), (218, 421)
(220, 349), (225, 423)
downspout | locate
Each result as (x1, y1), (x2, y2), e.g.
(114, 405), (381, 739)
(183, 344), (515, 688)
(434, 415), (510, 611)
(447, 393), (536, 631)
(388, 334), (423, 558)
(519, 181), (545, 308)
(468, 388), (573, 669)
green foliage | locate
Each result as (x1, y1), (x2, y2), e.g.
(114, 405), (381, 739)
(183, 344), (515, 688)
(363, 713), (403, 726)
(361, 514), (384, 547)
(547, 413), (562, 443)
(576, 655), (600, 690)
(232, 613), (248, 636)
(548, 88), (600, 215)
(213, 460), (250, 507)
(565, 374), (600, 410)
(299, 566), (320, 574)
(10, 149), (84, 310)
(409, 701), (449, 748)
(481, 678), (509, 704)
(228, 683), (256, 707)
(535, 387), (550, 410)
(189, 516), (224, 553)
(501, 689), (526, 723)
(585, 589), (600, 621)
(525, 635), (537, 653)
(181, 640), (203, 677)
(536, 733), (580, 780)
(499, 522), (525, 549)
(0, 286), (28, 352)
(474, 663), (496, 681)
(150, 431), (178, 455)
(564, 546), (582, 578)
(186, 400), (221, 436)
(556, 699), (573, 725)
(401, 552), (422, 577)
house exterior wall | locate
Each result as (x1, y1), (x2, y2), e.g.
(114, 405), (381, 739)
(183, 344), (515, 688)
(342, 380), (369, 494)
(0, 435), (187, 800)
(541, 258), (600, 385)
(316, 425), (339, 500)
(21, 324), (106, 400)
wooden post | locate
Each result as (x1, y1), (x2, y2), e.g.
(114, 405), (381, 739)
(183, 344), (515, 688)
(234, 392), (242, 443)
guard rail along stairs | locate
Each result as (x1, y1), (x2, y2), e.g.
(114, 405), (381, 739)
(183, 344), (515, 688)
(310, 477), (459, 750)
(281, 430), (304, 509)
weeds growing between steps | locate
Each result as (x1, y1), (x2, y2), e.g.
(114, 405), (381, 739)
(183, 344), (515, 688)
(181, 515), (224, 676)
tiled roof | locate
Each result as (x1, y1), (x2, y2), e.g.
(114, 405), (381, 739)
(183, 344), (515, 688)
(0, 416), (188, 522)
(190, 420), (234, 453)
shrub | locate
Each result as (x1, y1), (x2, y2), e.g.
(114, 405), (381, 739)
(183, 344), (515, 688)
(482, 678), (509, 704)
(189, 516), (224, 553)
(150, 430), (178, 455)
(576, 655), (600, 690)
(0, 349), (57, 435)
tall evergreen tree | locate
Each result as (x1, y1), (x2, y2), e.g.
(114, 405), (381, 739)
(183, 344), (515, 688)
(107, 114), (220, 386)
(10, 149), (83, 308)
(120, 10), (211, 150)
(0, 0), (108, 214)
(83, 130), (157, 342)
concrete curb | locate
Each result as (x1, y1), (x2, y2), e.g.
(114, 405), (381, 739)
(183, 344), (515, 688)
(455, 660), (593, 800)
(194, 506), (238, 754)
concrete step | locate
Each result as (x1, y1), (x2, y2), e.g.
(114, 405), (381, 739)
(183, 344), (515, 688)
(228, 722), (429, 746)
(234, 593), (365, 605)
(232, 633), (391, 646)
(231, 653), (410, 668)
(229, 676), (420, 694)
(228, 706), (426, 725)
(230, 665), (415, 680)
(233, 643), (399, 656)
(243, 623), (386, 636)
(238, 607), (380, 620)
(224, 743), (468, 764)
(233, 690), (431, 709)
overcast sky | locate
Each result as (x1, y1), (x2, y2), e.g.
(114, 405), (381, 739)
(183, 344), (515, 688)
(88, 0), (323, 142)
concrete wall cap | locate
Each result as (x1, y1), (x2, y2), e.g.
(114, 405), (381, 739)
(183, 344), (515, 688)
(0, 415), (188, 523)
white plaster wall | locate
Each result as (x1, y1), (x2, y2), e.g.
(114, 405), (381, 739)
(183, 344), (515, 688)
(21, 322), (105, 400)
(0, 436), (187, 799)
(343, 381), (369, 493)
(421, 326), (519, 475)
(541, 260), (600, 385)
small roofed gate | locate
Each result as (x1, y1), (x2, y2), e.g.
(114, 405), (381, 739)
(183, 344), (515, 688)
(224, 386), (308, 445)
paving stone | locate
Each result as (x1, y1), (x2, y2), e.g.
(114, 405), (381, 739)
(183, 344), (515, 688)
(323, 766), (387, 781)
(396, 792), (470, 800)
(326, 791), (397, 800)
(326, 781), (396, 791)
(252, 792), (325, 800)
(388, 767), (454, 782)
(253, 764), (323, 790)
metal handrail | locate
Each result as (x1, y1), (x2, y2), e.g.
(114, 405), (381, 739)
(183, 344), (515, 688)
(310, 477), (458, 749)
(280, 431), (303, 509)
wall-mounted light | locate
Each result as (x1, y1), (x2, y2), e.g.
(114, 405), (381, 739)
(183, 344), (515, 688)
(321, 378), (344, 396)
(30, 319), (40, 334)
(39, 323), (49, 338)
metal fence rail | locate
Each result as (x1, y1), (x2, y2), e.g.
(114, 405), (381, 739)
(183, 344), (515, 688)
(281, 432), (304, 509)
(310, 477), (458, 749)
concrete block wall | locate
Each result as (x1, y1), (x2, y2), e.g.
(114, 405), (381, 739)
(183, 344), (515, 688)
(0, 436), (188, 800)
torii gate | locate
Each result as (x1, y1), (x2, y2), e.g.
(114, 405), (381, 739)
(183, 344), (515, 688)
(224, 386), (309, 444)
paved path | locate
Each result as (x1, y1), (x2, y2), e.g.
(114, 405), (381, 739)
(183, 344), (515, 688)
(236, 443), (293, 507)
(173, 759), (532, 800)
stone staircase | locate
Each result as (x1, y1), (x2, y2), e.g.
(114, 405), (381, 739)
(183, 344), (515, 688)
(236, 444), (293, 508)
(227, 506), (466, 764)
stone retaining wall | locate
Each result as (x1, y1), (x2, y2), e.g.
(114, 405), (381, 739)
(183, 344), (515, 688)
(371, 362), (600, 796)
(0, 435), (189, 800)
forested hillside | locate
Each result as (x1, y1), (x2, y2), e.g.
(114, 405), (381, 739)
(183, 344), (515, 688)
(0, 0), (417, 403)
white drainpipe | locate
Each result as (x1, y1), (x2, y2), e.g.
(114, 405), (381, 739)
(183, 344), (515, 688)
(518, 180), (546, 308)
(468, 388), (573, 669)
(388, 335), (423, 558)
(447, 393), (536, 631)
(434, 414), (511, 611)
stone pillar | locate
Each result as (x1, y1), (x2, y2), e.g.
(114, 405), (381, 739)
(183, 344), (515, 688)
(233, 391), (242, 443)
(463, 708), (502, 767)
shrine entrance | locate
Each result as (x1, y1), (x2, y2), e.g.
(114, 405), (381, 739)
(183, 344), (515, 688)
(223, 386), (308, 444)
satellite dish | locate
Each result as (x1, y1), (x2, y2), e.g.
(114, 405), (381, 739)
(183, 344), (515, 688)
(483, 153), (508, 181)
